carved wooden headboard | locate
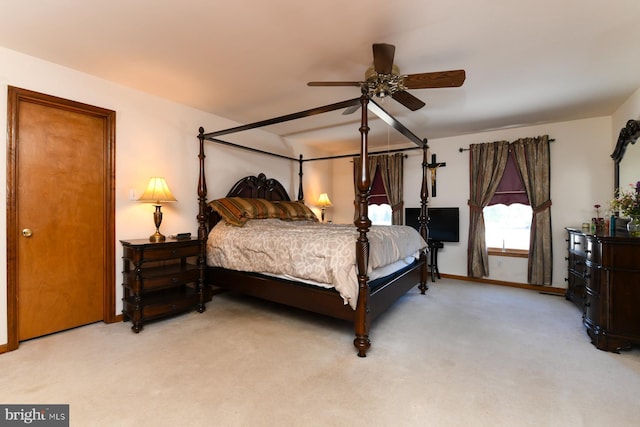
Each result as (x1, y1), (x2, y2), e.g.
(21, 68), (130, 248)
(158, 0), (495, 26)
(226, 173), (291, 201)
(205, 173), (291, 232)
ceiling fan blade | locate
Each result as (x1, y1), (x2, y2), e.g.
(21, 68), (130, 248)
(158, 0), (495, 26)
(372, 43), (395, 74)
(391, 90), (426, 111)
(307, 81), (362, 87)
(403, 69), (466, 89)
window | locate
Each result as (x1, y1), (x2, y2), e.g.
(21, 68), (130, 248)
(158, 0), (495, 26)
(369, 203), (392, 225)
(484, 152), (531, 251)
(368, 166), (392, 225)
(484, 203), (532, 250)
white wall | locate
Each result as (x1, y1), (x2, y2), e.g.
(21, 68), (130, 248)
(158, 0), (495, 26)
(330, 116), (614, 288)
(612, 87), (640, 137)
(611, 88), (640, 193)
(0, 47), (291, 346)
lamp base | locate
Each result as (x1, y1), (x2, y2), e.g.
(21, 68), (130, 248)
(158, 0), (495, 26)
(149, 205), (166, 242)
(149, 231), (166, 242)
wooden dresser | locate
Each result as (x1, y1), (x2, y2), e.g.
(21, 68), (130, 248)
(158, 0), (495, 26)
(566, 227), (640, 352)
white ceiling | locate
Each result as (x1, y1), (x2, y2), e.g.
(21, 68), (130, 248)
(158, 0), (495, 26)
(1, 0), (639, 153)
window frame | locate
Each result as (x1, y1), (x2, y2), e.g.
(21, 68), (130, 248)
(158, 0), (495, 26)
(487, 247), (529, 258)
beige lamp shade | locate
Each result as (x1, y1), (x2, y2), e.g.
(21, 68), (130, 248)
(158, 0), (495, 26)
(317, 193), (332, 208)
(137, 177), (177, 204)
(137, 177), (176, 242)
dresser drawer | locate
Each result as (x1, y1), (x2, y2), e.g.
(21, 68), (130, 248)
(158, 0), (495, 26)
(568, 252), (586, 276)
(139, 244), (200, 262)
(584, 238), (601, 264)
(584, 266), (600, 293)
(583, 288), (600, 329)
(566, 273), (586, 308)
(568, 233), (587, 254)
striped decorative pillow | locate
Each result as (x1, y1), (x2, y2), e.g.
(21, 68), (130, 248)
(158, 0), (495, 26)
(209, 197), (287, 226)
(274, 201), (319, 222)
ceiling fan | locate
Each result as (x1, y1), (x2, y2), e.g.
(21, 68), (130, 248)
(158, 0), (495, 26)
(307, 43), (466, 112)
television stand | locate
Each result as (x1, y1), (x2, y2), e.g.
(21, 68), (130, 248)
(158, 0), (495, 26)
(427, 240), (443, 282)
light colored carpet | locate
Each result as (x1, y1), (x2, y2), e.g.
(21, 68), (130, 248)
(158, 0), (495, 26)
(1, 278), (639, 426)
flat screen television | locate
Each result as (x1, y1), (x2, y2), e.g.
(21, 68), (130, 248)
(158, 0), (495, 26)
(405, 207), (460, 242)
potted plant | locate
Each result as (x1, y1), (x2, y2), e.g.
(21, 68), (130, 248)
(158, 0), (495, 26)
(611, 181), (640, 237)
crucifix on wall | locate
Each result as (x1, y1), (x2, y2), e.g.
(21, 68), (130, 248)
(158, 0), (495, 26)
(427, 153), (446, 197)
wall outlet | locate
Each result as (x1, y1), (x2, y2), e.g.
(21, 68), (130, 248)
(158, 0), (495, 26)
(129, 189), (138, 201)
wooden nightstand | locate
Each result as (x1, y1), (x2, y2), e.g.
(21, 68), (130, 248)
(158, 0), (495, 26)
(120, 237), (205, 332)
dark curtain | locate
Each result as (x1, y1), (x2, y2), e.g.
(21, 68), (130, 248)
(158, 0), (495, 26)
(488, 152), (529, 206)
(512, 136), (552, 285)
(378, 153), (404, 225)
(467, 141), (510, 277)
(353, 154), (404, 225)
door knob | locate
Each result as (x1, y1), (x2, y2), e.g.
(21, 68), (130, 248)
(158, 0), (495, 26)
(22, 228), (33, 238)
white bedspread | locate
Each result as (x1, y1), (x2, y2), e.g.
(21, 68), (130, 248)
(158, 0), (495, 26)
(206, 219), (427, 308)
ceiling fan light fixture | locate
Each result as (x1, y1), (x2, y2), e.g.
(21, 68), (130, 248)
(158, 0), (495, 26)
(367, 75), (406, 99)
(365, 64), (405, 98)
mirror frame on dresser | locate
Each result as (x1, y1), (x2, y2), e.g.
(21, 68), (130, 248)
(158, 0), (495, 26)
(611, 118), (640, 192)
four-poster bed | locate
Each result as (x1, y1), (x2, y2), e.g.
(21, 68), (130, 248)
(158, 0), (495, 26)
(197, 91), (432, 357)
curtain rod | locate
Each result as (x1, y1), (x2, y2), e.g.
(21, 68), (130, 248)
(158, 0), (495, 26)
(304, 146), (420, 162)
(458, 138), (555, 152)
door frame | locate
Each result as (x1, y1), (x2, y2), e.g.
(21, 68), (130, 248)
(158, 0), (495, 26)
(6, 86), (117, 351)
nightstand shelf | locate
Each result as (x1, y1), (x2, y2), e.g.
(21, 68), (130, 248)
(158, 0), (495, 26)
(121, 237), (205, 332)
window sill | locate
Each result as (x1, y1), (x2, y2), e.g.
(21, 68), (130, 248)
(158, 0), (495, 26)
(488, 247), (529, 258)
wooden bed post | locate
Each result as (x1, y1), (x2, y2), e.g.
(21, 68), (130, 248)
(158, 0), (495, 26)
(196, 127), (208, 312)
(197, 127), (208, 240)
(298, 154), (304, 201)
(354, 89), (372, 357)
(418, 140), (430, 294)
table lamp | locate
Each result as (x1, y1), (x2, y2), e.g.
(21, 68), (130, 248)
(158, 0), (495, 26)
(138, 177), (177, 242)
(317, 193), (333, 223)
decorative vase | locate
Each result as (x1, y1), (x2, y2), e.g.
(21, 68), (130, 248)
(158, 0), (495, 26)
(627, 215), (640, 237)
